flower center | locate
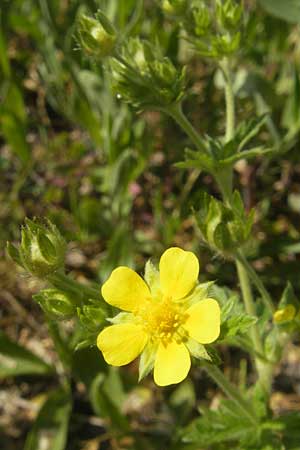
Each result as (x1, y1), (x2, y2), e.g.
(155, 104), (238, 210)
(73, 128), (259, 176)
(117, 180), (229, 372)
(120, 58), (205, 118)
(137, 296), (188, 344)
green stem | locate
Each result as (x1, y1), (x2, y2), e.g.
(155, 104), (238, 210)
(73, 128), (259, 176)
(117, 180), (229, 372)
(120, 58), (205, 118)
(221, 59), (235, 142)
(236, 260), (264, 353)
(166, 102), (208, 154)
(202, 363), (258, 425)
(47, 272), (100, 301)
(220, 59), (274, 394)
(236, 251), (275, 314)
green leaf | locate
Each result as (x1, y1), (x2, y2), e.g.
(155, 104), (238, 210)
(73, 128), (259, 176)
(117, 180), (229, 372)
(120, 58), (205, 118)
(24, 387), (71, 450)
(182, 398), (260, 447)
(0, 113), (30, 164)
(235, 115), (267, 152)
(220, 313), (257, 339)
(278, 281), (299, 309)
(0, 332), (54, 378)
(258, 0), (300, 23)
(221, 146), (274, 166)
(89, 371), (129, 431)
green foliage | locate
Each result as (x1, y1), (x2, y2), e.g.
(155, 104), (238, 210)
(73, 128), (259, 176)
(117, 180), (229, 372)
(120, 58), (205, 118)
(76, 11), (117, 59)
(182, 398), (261, 448)
(194, 191), (254, 254)
(110, 37), (186, 109)
(2, 0), (300, 448)
(0, 331), (54, 378)
(258, 0), (300, 23)
(33, 288), (80, 320)
(8, 218), (66, 278)
(24, 387), (72, 450)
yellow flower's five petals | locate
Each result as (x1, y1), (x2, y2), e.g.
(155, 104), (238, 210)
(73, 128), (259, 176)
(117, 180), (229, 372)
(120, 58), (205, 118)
(97, 323), (148, 366)
(154, 341), (191, 386)
(101, 266), (151, 312)
(184, 298), (220, 344)
(159, 247), (199, 300)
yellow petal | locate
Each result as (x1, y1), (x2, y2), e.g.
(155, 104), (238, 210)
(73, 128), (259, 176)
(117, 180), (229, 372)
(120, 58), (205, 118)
(97, 323), (148, 366)
(159, 247), (199, 300)
(184, 298), (220, 344)
(101, 266), (151, 312)
(154, 341), (191, 386)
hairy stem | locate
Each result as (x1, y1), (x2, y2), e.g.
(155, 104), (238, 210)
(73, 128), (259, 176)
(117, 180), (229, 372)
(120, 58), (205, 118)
(220, 59), (273, 393)
(236, 251), (275, 314)
(221, 59), (235, 142)
(203, 363), (258, 425)
(47, 272), (100, 301)
(167, 102), (208, 154)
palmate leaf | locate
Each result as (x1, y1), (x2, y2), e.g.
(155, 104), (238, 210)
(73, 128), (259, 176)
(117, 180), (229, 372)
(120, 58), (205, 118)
(24, 387), (72, 450)
(0, 332), (54, 378)
(182, 398), (260, 447)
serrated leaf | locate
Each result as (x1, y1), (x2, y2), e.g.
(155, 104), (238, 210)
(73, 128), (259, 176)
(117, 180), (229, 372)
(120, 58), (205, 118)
(221, 146), (274, 166)
(220, 314), (257, 339)
(236, 115), (268, 152)
(0, 332), (54, 378)
(183, 398), (260, 447)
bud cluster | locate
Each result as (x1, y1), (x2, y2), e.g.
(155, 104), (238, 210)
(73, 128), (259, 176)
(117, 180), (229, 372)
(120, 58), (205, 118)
(76, 10), (117, 59)
(110, 38), (186, 109)
(163, 0), (244, 58)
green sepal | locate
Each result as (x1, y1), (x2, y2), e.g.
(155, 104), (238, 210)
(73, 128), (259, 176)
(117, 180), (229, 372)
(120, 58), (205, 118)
(107, 312), (134, 325)
(278, 281), (299, 310)
(6, 242), (23, 267)
(144, 259), (160, 296)
(183, 281), (215, 308)
(185, 339), (211, 362)
(138, 341), (158, 382)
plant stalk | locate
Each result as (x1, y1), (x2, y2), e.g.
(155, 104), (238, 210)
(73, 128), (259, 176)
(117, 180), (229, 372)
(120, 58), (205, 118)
(47, 272), (100, 301)
(236, 251), (275, 314)
(202, 363), (258, 425)
(167, 102), (208, 154)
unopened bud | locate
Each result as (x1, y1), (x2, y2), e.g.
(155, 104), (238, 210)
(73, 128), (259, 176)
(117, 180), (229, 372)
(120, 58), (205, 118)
(273, 304), (296, 324)
(77, 11), (116, 59)
(34, 289), (78, 320)
(15, 218), (66, 278)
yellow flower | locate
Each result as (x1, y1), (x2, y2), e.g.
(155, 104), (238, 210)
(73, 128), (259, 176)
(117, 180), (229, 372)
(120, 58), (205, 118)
(273, 304), (296, 324)
(97, 247), (220, 386)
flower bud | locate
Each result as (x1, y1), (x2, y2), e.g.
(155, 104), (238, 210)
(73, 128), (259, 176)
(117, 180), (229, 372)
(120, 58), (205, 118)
(216, 0), (243, 31)
(34, 289), (78, 320)
(273, 304), (296, 324)
(77, 11), (116, 59)
(111, 38), (186, 109)
(77, 303), (106, 332)
(162, 0), (187, 15)
(191, 6), (211, 37)
(17, 218), (66, 278)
